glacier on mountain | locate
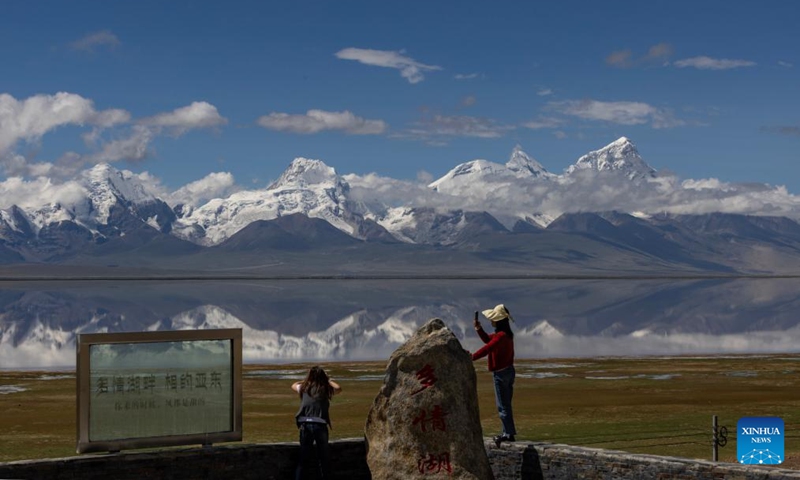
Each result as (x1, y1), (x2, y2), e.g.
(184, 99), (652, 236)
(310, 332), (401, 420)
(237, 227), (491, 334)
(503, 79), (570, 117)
(5, 136), (800, 253)
(429, 144), (553, 195)
(566, 137), (655, 180)
(0, 162), (166, 240)
(171, 158), (361, 245)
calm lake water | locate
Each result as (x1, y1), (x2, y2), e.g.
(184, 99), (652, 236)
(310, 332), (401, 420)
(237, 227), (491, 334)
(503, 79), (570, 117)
(2, 278), (800, 368)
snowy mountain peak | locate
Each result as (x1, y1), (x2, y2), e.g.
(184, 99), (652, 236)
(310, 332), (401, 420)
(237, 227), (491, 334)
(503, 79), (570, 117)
(82, 163), (157, 206)
(429, 144), (554, 194)
(520, 320), (563, 338)
(87, 162), (115, 179)
(269, 157), (340, 190)
(566, 137), (655, 180)
(428, 159), (506, 192)
(172, 157), (364, 245)
(455, 159), (503, 178)
(506, 145), (550, 178)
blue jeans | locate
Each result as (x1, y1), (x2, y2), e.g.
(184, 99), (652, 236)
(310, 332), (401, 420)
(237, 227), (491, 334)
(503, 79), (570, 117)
(493, 366), (517, 436)
(296, 422), (331, 480)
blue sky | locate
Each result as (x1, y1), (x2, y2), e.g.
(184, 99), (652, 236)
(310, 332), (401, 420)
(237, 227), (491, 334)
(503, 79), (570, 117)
(1, 0), (799, 193)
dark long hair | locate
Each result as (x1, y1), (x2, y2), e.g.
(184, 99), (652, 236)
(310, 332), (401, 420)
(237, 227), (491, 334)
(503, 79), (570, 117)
(493, 318), (514, 339)
(299, 366), (334, 400)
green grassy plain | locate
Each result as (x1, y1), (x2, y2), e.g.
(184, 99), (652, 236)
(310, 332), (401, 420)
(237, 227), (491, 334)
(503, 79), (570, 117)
(2, 355), (800, 468)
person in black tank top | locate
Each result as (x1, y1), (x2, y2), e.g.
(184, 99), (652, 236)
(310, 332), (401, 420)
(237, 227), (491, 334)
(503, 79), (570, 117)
(292, 366), (342, 480)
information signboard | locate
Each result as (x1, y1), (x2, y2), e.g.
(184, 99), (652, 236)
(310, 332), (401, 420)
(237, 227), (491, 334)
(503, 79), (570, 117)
(76, 329), (242, 453)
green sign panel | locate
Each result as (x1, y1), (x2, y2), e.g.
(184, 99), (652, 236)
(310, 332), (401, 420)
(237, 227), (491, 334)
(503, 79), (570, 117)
(77, 329), (242, 453)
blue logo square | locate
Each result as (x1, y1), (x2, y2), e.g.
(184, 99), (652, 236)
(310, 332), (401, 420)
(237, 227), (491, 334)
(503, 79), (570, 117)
(737, 417), (784, 465)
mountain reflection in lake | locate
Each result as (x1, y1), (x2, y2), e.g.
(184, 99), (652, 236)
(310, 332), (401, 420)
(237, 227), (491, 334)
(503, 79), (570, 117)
(1, 278), (800, 368)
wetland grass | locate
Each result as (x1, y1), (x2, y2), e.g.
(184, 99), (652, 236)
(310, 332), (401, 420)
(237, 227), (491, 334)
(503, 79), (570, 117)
(2, 355), (799, 467)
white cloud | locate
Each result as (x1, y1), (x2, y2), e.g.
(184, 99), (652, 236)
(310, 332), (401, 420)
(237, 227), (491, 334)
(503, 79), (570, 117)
(607, 43), (674, 68)
(778, 61), (794, 68)
(0, 95), (230, 180)
(347, 166), (800, 231)
(547, 99), (684, 128)
(82, 128), (102, 146)
(416, 170), (434, 184)
(69, 30), (120, 52)
(86, 126), (154, 163)
(0, 176), (88, 210)
(120, 169), (170, 200)
(399, 114), (515, 143)
(461, 95), (477, 107)
(8, 134), (800, 249)
(551, 100), (652, 125)
(0, 161), (192, 215)
(454, 73), (480, 80)
(140, 101), (228, 134)
(1, 126), (157, 181)
(0, 92), (130, 154)
(335, 48), (442, 84)
(522, 117), (563, 130)
(681, 178), (731, 191)
(94, 109), (131, 128)
(606, 50), (632, 68)
(1, 153), (55, 178)
(673, 56), (756, 70)
(536, 88), (553, 96)
(650, 109), (686, 129)
(762, 126), (800, 137)
(344, 172), (446, 210)
(167, 172), (239, 207)
(257, 109), (387, 135)
(644, 43), (674, 62)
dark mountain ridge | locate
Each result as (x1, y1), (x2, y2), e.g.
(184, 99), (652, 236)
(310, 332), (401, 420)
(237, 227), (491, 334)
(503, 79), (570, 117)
(4, 206), (800, 276)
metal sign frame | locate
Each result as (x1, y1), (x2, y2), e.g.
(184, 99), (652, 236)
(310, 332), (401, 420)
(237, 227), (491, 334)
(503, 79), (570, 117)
(76, 329), (242, 454)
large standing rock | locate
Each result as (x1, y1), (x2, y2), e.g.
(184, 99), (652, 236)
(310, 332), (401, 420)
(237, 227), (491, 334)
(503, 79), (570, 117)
(365, 318), (493, 479)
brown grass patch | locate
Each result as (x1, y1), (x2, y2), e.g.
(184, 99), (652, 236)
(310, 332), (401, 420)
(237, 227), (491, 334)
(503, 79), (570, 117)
(2, 355), (800, 468)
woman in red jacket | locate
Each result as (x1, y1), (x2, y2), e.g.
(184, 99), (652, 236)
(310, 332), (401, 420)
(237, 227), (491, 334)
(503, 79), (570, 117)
(472, 304), (517, 447)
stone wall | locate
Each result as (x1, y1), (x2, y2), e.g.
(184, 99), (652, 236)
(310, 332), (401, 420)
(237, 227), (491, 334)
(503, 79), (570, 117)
(2, 439), (800, 479)
(0, 440), (369, 480)
(486, 442), (800, 480)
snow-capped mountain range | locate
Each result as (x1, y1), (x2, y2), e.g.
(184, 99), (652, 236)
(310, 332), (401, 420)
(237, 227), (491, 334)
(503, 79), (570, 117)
(173, 158), (359, 245)
(3, 136), (800, 269)
(3, 163), (163, 235)
(0, 137), (649, 244)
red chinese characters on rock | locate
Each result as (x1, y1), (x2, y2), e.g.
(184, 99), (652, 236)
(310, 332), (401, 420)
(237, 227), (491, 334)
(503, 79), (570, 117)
(409, 363), (452, 475)
(417, 452), (452, 475)
(411, 364), (438, 396)
(412, 405), (448, 433)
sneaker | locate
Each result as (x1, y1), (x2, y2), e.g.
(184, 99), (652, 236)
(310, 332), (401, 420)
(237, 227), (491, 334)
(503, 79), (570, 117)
(492, 435), (504, 448)
(493, 434), (516, 447)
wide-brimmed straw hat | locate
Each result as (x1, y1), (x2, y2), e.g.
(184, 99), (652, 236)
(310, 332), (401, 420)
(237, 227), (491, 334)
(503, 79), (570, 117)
(481, 304), (514, 323)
